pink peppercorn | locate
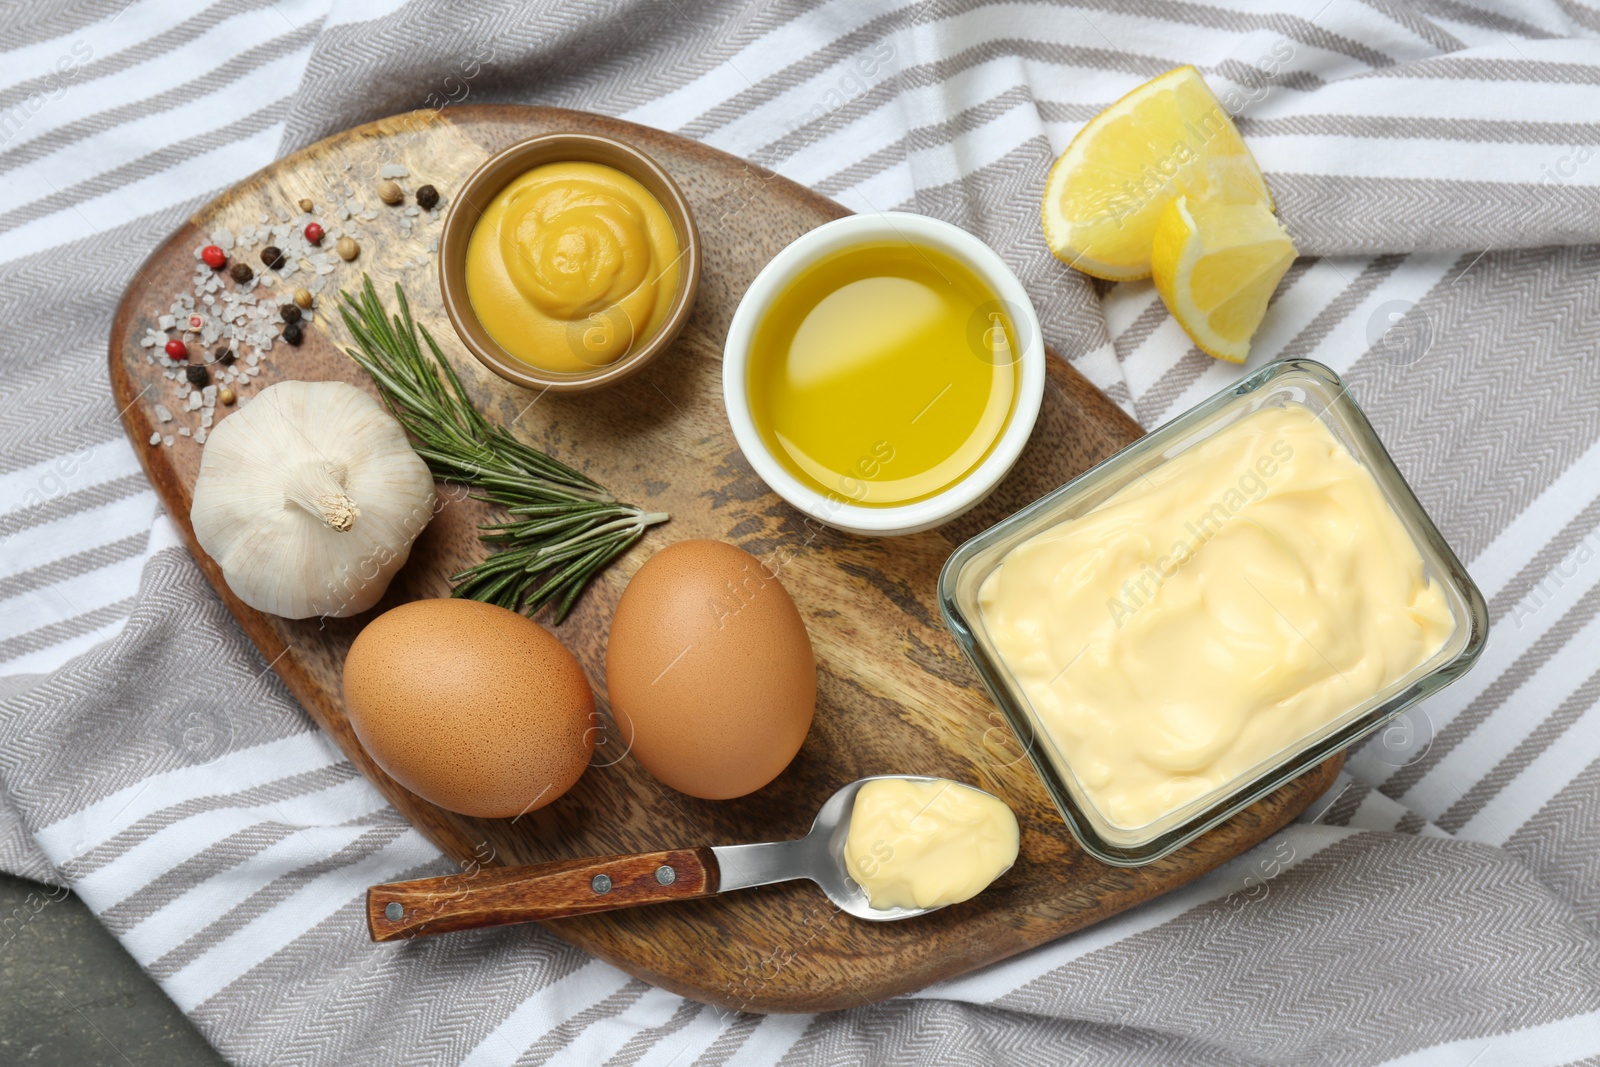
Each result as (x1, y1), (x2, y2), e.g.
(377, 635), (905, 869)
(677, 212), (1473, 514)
(304, 222), (324, 245)
(164, 339), (187, 360)
(201, 245), (226, 269)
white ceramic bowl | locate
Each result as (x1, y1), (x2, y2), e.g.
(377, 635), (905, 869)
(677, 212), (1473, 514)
(722, 212), (1046, 537)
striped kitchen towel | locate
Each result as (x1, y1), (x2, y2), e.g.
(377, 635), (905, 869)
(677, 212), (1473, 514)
(4, 0), (1600, 1063)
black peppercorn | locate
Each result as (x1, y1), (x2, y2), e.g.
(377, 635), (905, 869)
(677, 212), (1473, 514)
(261, 245), (285, 271)
(282, 320), (304, 346)
(415, 184), (439, 211)
(280, 303), (302, 325)
(185, 364), (210, 387)
(214, 345), (236, 365)
(229, 262), (253, 284)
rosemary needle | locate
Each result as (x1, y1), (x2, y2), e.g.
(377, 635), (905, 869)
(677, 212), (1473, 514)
(339, 276), (668, 622)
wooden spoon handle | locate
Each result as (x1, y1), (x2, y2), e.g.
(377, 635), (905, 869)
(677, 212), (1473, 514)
(366, 847), (721, 942)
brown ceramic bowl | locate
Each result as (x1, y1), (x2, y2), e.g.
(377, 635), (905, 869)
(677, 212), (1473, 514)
(438, 132), (701, 393)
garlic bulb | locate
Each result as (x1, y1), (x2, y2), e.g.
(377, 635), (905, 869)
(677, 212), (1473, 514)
(191, 380), (436, 619)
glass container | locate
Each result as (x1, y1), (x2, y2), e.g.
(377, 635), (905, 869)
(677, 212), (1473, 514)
(938, 358), (1488, 866)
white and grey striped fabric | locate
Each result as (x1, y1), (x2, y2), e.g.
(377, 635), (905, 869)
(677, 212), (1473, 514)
(3, 0), (1600, 1063)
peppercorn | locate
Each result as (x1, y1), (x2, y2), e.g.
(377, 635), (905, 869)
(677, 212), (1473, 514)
(336, 236), (359, 261)
(260, 245), (285, 271)
(214, 345), (235, 365)
(200, 245), (226, 269)
(282, 321), (304, 346)
(219, 387), (236, 405)
(415, 184), (439, 211)
(378, 180), (403, 205)
(164, 339), (187, 360)
(303, 222), (324, 245)
(280, 303), (302, 325)
(229, 262), (253, 284)
(185, 364), (210, 387)
(293, 288), (313, 309)
(297, 198), (314, 213)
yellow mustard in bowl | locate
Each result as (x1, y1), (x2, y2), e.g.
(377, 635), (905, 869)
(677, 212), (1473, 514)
(465, 161), (681, 373)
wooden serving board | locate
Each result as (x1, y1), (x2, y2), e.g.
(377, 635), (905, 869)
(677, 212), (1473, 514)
(109, 105), (1340, 1014)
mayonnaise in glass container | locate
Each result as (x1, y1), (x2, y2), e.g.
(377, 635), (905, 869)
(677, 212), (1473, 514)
(938, 359), (1487, 865)
(978, 403), (1454, 831)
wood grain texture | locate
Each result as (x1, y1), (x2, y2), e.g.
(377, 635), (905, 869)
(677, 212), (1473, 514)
(108, 104), (1341, 1013)
(368, 847), (720, 941)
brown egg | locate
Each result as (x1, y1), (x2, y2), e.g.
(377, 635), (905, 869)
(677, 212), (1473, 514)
(606, 539), (815, 799)
(342, 598), (594, 818)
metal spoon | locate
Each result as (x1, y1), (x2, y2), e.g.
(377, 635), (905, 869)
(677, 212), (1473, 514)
(367, 775), (1007, 942)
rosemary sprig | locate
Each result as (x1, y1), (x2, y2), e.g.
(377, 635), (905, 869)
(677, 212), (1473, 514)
(338, 276), (668, 622)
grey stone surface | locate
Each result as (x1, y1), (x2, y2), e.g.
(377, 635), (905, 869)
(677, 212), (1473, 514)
(0, 873), (223, 1065)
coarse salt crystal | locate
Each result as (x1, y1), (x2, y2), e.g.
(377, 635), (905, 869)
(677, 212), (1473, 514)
(148, 431), (161, 446)
(379, 164), (409, 178)
(178, 427), (190, 437)
(155, 404), (173, 422)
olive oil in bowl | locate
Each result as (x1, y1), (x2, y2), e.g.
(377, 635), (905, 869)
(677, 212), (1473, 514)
(746, 242), (1020, 508)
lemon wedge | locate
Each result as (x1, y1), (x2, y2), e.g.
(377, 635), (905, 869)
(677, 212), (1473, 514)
(1041, 66), (1271, 281)
(1151, 194), (1296, 363)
